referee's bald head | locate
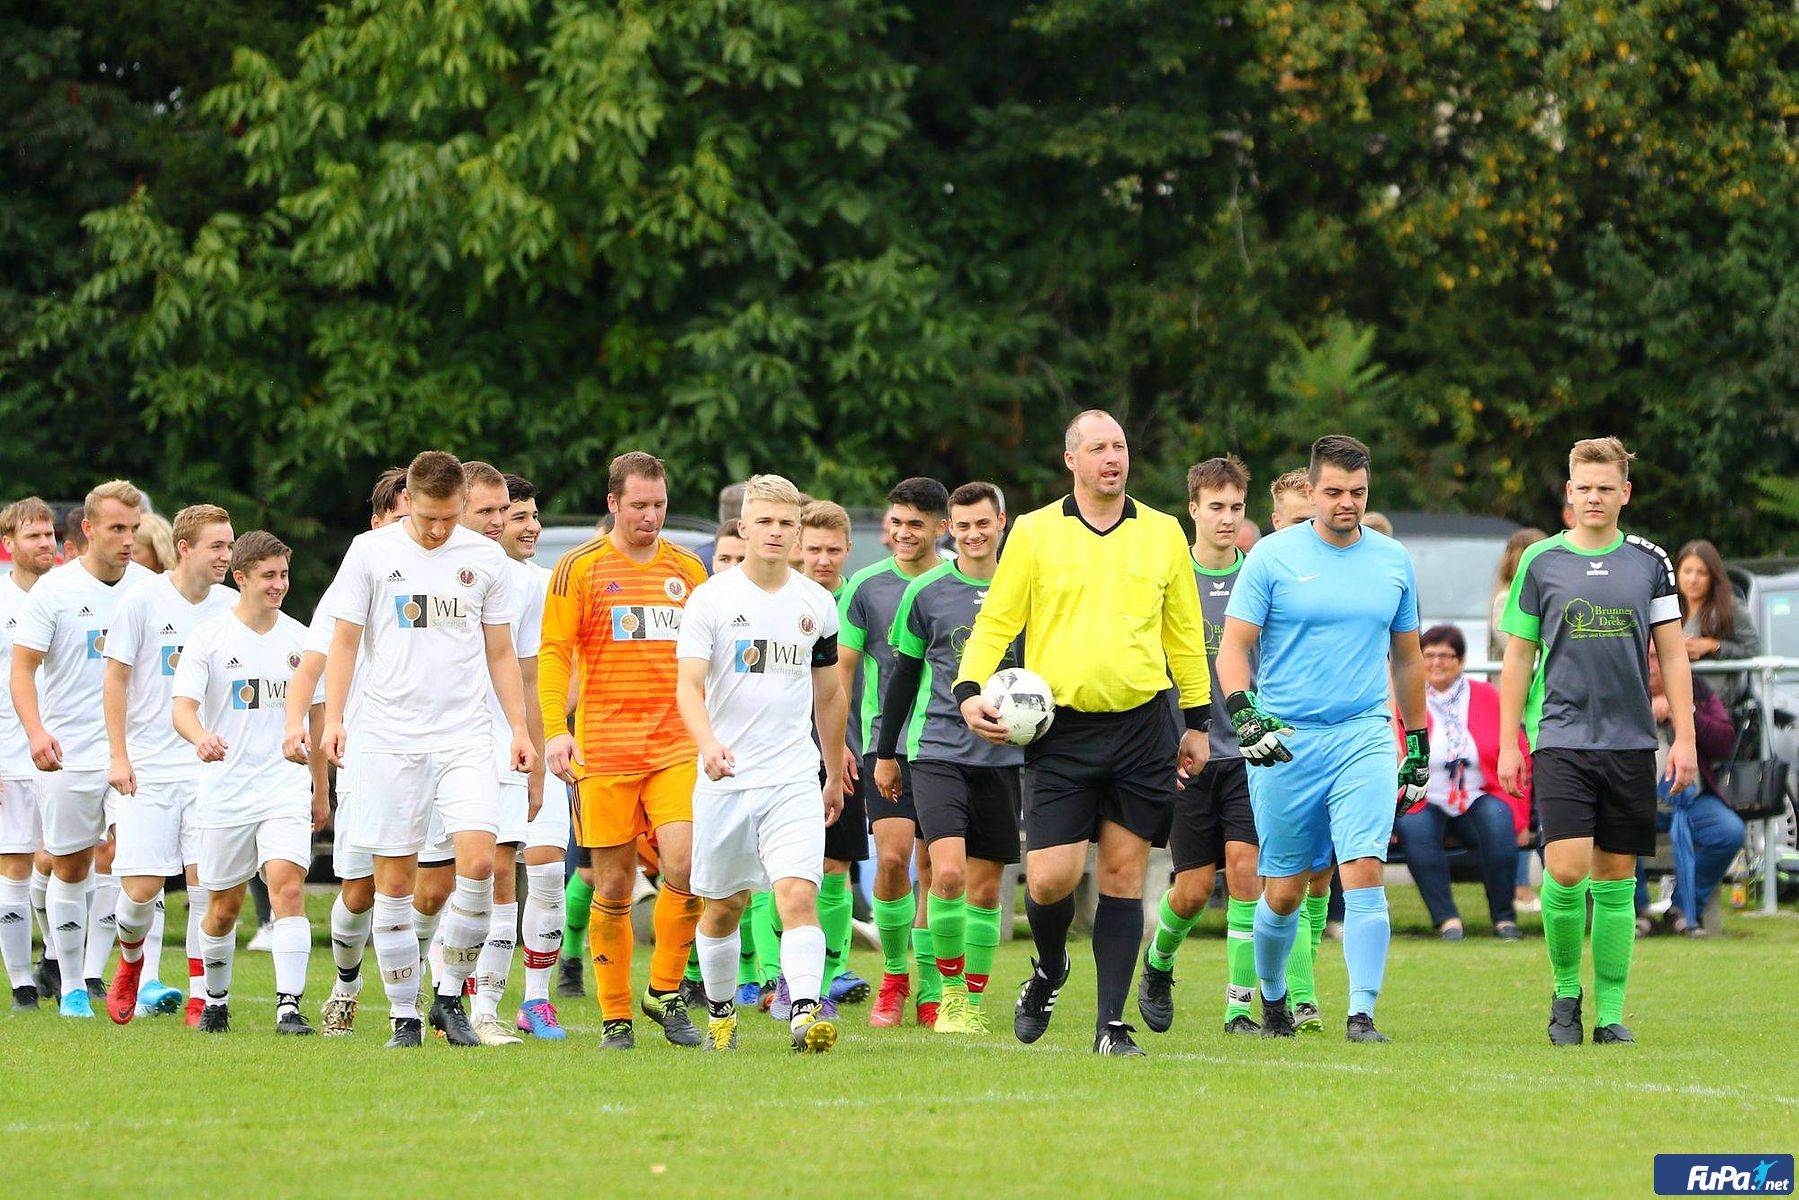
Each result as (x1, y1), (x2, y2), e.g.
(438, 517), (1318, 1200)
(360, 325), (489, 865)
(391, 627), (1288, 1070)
(1064, 408), (1123, 453)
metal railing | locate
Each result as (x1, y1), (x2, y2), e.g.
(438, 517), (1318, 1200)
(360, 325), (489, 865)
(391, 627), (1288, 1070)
(1461, 656), (1796, 916)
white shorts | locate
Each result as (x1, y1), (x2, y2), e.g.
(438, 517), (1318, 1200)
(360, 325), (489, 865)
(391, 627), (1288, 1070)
(111, 777), (199, 877)
(690, 779), (825, 901)
(36, 769), (114, 856)
(331, 794), (373, 881)
(199, 813), (311, 891)
(347, 744), (496, 857)
(525, 785), (570, 852)
(495, 781), (529, 846)
(1, 776), (44, 854)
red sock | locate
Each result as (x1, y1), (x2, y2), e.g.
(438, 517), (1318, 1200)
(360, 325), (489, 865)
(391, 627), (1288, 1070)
(966, 973), (988, 996)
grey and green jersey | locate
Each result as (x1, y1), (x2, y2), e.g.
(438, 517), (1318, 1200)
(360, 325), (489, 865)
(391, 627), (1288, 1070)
(1500, 530), (1679, 751)
(889, 561), (1024, 768)
(840, 557), (918, 755)
(1194, 550), (1253, 762)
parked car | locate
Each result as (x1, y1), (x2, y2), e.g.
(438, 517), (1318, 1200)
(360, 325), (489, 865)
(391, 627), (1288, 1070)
(1382, 512), (1522, 659)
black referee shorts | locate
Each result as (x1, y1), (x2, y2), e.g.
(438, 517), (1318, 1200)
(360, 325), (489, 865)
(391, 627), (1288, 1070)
(1022, 697), (1178, 851)
(910, 760), (1021, 864)
(863, 753), (917, 831)
(1170, 756), (1256, 874)
(823, 763), (870, 863)
(1533, 747), (1658, 857)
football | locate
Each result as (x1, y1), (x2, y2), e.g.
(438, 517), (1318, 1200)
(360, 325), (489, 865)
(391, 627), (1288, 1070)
(982, 667), (1056, 746)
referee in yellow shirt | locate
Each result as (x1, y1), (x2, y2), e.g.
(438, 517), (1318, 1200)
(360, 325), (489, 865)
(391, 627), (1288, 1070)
(956, 409), (1212, 1056)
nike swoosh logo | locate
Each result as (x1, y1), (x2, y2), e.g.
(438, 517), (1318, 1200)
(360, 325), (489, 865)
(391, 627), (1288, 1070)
(1295, 574), (1319, 583)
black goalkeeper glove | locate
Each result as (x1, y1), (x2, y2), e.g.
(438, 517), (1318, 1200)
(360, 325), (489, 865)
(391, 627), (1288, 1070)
(1397, 727), (1429, 813)
(1225, 691), (1294, 766)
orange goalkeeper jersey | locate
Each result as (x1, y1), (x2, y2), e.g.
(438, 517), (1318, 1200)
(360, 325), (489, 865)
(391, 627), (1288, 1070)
(538, 535), (710, 776)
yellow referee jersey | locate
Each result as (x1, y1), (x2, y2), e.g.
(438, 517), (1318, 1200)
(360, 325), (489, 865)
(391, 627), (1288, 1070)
(955, 495), (1210, 714)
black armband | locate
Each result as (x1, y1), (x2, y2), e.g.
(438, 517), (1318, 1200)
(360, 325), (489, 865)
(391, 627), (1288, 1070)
(1182, 706), (1211, 733)
(876, 652), (925, 758)
(952, 680), (982, 706)
(811, 633), (839, 668)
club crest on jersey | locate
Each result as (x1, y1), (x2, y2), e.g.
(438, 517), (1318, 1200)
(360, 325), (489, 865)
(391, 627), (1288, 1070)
(611, 604), (681, 641)
(1563, 597), (1635, 639)
(394, 594), (467, 629)
(287, 651), (302, 670)
(161, 645), (181, 676)
(798, 612), (817, 636)
(663, 577), (687, 602)
(85, 629), (106, 659)
(457, 568), (478, 587)
(734, 639), (806, 676)
(231, 677), (288, 710)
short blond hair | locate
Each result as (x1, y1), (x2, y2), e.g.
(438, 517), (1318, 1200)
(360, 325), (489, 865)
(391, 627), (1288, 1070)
(740, 474), (803, 514)
(799, 500), (851, 535)
(135, 513), (178, 571)
(0, 497), (55, 540)
(172, 504), (231, 555)
(1269, 468), (1310, 502)
(1570, 436), (1634, 480)
(462, 460), (505, 490)
(84, 479), (143, 524)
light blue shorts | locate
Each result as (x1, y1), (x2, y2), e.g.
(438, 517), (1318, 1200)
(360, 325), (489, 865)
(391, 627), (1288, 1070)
(1245, 717), (1397, 878)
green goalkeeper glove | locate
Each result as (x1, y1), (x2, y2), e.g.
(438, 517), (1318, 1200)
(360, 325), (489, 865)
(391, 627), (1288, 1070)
(1225, 691), (1294, 766)
(1397, 728), (1429, 812)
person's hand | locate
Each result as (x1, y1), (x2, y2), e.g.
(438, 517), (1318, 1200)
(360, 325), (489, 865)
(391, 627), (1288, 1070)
(1397, 728), (1429, 815)
(29, 729), (62, 773)
(841, 746), (860, 793)
(311, 788), (331, 833)
(283, 721), (310, 765)
(509, 730), (536, 775)
(527, 787), (543, 822)
(960, 695), (1011, 746)
(545, 733), (581, 785)
(1516, 826), (1534, 849)
(700, 740), (736, 782)
(108, 755), (137, 798)
(321, 722), (348, 768)
(1666, 736), (1698, 794)
(1225, 692), (1293, 766)
(1651, 693), (1671, 725)
(872, 757), (904, 802)
(1175, 729), (1210, 788)
(822, 778), (844, 827)
(194, 731), (228, 763)
(1684, 634), (1719, 661)
(1497, 740), (1526, 796)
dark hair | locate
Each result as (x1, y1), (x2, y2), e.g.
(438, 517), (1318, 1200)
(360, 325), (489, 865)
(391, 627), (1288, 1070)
(230, 529), (290, 577)
(1419, 624), (1466, 658)
(370, 467), (407, 516)
(948, 481), (1003, 513)
(1675, 540), (1736, 641)
(62, 506), (88, 550)
(1186, 455), (1250, 501)
(887, 476), (950, 518)
(407, 451), (466, 501)
(503, 473), (537, 504)
(608, 451), (665, 499)
(1308, 434), (1372, 482)
(714, 519), (743, 541)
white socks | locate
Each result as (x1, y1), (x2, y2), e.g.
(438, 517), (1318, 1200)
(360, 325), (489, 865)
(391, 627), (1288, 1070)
(114, 890), (157, 965)
(373, 893), (421, 1019)
(436, 875), (492, 998)
(28, 869), (50, 956)
(473, 901), (517, 1021)
(781, 923), (826, 1008)
(200, 925), (235, 1006)
(84, 873), (119, 982)
(521, 862), (564, 1004)
(140, 892), (166, 984)
(45, 875), (87, 997)
(271, 915), (310, 1000)
(330, 893), (371, 997)
(413, 906), (442, 989)
(187, 889), (210, 998)
(0, 876), (31, 989)
(696, 929), (740, 1008)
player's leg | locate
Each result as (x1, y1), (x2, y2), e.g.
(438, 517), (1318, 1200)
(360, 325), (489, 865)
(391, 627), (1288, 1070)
(262, 818), (315, 1036)
(868, 753), (918, 1027)
(747, 889), (781, 1007)
(83, 830), (120, 997)
(689, 779), (766, 1051)
(910, 833), (940, 1025)
(1585, 750), (1658, 1043)
(323, 796), (375, 1035)
(195, 819), (262, 1034)
(175, 785), (206, 1022)
(1, 781), (44, 1009)
(38, 770), (106, 1014)
(911, 760), (969, 1031)
(1141, 763), (1218, 1033)
(576, 773), (646, 1048)
(352, 751), (433, 1046)
(757, 777), (834, 1053)
(469, 837), (524, 1046)
(1012, 724), (1104, 1045)
(821, 765), (869, 1005)
(1533, 749), (1598, 1046)
(106, 782), (179, 1021)
(420, 747), (502, 1047)
(638, 762), (703, 1047)
(1327, 723), (1401, 1043)
(1220, 840), (1261, 1032)
(31, 846), (58, 999)
(694, 890), (749, 1050)
(1245, 733), (1319, 1038)
(516, 782), (570, 1038)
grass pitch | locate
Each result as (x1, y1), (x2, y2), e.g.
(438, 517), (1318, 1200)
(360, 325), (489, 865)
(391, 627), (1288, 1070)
(6, 884), (1794, 1199)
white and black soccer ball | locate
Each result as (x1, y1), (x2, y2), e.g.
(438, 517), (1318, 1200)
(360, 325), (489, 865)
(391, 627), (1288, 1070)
(982, 667), (1056, 747)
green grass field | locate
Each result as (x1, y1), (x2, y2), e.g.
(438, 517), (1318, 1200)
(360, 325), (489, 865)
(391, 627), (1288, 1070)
(7, 883), (1795, 1199)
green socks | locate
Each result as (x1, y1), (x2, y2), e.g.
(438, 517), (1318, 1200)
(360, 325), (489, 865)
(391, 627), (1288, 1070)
(1589, 878), (1635, 1026)
(1225, 897), (1257, 1021)
(1287, 893), (1326, 1007)
(927, 893), (967, 986)
(913, 925), (942, 1004)
(964, 903), (1001, 1006)
(564, 874), (594, 962)
(873, 894), (914, 977)
(748, 891), (781, 985)
(1147, 891), (1200, 972)
(685, 945), (705, 985)
(819, 872), (853, 986)
(1541, 875), (1590, 1000)
(735, 936), (759, 987)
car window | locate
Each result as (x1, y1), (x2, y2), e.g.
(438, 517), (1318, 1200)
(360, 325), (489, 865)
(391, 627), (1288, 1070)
(1762, 588), (1799, 682)
(1403, 535), (1506, 622)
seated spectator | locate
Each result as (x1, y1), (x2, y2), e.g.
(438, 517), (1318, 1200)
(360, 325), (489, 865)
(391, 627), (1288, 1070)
(1634, 652), (1745, 937)
(1675, 539), (1761, 709)
(1393, 625), (1530, 940)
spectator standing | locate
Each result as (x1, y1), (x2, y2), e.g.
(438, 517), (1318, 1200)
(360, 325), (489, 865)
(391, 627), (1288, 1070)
(1489, 528), (1548, 663)
(1674, 540), (1760, 710)
(1392, 626), (1528, 940)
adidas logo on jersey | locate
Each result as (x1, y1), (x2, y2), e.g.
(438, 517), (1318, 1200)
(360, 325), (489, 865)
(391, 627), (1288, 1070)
(226, 657), (242, 668)
(160, 623), (177, 635)
(730, 615), (749, 628)
(387, 569), (405, 582)
(78, 606), (93, 617)
(604, 581), (623, 595)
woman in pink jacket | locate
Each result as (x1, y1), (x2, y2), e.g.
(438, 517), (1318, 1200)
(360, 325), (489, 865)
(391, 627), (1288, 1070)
(1393, 626), (1531, 940)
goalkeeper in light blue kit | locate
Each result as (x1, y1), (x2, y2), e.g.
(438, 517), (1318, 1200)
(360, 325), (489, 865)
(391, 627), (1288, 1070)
(1214, 435), (1428, 1042)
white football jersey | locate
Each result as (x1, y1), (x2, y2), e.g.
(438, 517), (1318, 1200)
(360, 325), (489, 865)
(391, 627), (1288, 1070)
(104, 575), (236, 781)
(0, 573), (37, 779)
(488, 556), (548, 778)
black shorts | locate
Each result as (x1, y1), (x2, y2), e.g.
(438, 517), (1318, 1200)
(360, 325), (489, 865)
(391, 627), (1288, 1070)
(822, 762), (869, 863)
(1021, 697), (1178, 851)
(1170, 757), (1256, 874)
(1532, 747), (1657, 857)
(910, 761), (1022, 865)
(863, 754), (917, 830)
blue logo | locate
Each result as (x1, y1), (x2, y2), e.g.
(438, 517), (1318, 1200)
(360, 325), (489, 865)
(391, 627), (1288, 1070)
(1655, 1155), (1793, 1195)
(85, 628), (106, 659)
(160, 644), (181, 676)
